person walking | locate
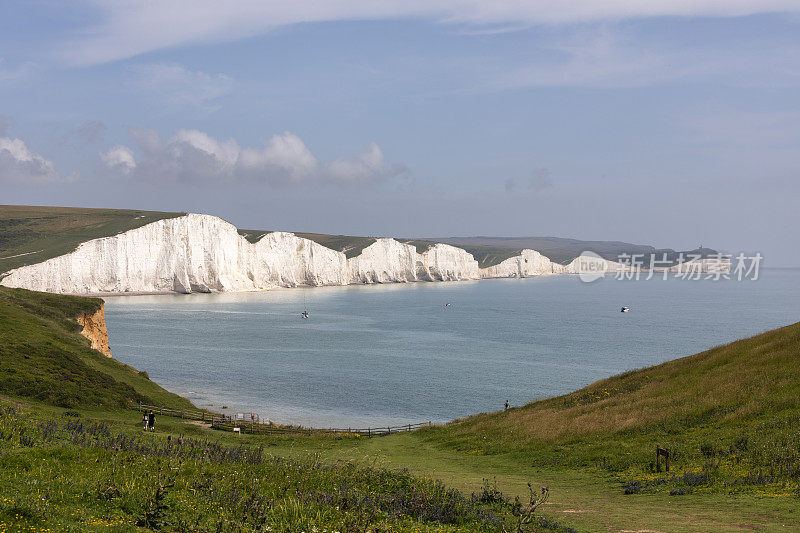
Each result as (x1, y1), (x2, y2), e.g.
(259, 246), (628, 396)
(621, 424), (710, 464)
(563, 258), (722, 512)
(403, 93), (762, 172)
(148, 410), (156, 432)
(504, 400), (509, 411)
(142, 411), (149, 431)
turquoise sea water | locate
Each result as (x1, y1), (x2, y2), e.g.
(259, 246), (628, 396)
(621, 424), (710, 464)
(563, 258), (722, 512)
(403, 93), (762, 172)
(105, 270), (800, 428)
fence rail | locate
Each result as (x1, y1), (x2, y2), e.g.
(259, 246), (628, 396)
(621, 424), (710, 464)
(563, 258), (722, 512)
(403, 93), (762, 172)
(134, 404), (431, 437)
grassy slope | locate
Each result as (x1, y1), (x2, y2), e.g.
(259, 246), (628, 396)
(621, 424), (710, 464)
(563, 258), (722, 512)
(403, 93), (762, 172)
(0, 400), (545, 533)
(237, 228), (273, 243)
(294, 232), (378, 259)
(0, 287), (193, 410)
(399, 240), (524, 268)
(421, 322), (800, 488)
(0, 205), (184, 273)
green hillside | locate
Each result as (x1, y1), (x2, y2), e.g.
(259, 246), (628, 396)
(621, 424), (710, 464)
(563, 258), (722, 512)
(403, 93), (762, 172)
(0, 286), (193, 410)
(423, 321), (800, 490)
(0, 205), (183, 273)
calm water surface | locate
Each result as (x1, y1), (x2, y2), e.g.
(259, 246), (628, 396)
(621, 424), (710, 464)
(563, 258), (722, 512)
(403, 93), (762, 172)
(105, 270), (800, 428)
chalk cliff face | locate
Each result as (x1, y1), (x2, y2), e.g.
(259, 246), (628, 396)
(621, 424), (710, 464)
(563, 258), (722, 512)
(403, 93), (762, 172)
(416, 243), (480, 281)
(480, 249), (565, 278)
(0, 213), (567, 295)
(348, 238), (418, 284)
(77, 303), (111, 357)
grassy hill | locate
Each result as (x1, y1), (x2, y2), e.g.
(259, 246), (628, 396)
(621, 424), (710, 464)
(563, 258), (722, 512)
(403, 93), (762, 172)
(0, 286), (193, 410)
(423, 321), (800, 491)
(0, 205), (183, 274)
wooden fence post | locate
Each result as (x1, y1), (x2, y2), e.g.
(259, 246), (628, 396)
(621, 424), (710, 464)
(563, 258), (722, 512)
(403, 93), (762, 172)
(656, 445), (671, 472)
(656, 445), (661, 472)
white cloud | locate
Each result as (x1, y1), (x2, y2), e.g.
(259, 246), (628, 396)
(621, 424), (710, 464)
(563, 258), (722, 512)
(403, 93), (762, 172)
(131, 63), (233, 109)
(102, 128), (402, 186)
(239, 132), (319, 183)
(63, 1), (800, 66)
(100, 145), (136, 174)
(0, 136), (67, 184)
(327, 142), (394, 185)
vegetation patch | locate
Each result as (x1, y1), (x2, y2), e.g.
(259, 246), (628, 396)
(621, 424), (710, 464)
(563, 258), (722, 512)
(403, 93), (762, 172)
(0, 205), (183, 273)
(0, 287), (193, 409)
(455, 245), (524, 268)
(295, 233), (378, 258)
(237, 229), (274, 243)
(422, 322), (800, 495)
(0, 403), (569, 532)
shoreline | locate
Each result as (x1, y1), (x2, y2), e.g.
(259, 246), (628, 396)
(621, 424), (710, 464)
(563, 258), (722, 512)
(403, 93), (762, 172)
(75, 274), (568, 298)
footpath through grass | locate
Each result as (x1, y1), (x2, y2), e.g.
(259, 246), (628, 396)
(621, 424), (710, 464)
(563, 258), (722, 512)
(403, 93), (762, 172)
(0, 399), (571, 532)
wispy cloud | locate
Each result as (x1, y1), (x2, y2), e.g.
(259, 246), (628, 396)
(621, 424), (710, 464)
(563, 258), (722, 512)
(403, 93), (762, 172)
(0, 58), (35, 81)
(61, 1), (800, 66)
(130, 64), (233, 110)
(0, 136), (75, 184)
(58, 120), (107, 147)
(474, 28), (800, 90)
(101, 127), (405, 187)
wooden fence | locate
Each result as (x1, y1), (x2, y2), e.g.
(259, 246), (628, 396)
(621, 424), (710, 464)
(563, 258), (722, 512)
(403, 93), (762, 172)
(134, 404), (431, 437)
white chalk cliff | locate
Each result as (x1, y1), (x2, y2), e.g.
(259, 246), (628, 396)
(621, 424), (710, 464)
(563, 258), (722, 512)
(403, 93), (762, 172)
(0, 214), (565, 294)
(480, 249), (566, 278)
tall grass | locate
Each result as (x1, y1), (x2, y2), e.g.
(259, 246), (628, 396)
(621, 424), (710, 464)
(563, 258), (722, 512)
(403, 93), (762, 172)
(0, 404), (571, 532)
(422, 322), (800, 494)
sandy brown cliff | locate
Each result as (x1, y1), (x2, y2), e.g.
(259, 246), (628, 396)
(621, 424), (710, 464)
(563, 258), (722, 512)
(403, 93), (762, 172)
(77, 303), (112, 357)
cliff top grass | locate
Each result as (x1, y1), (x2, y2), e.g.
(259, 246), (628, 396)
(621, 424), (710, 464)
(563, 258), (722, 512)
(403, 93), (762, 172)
(0, 205), (184, 274)
(400, 240), (525, 268)
(0, 286), (194, 410)
(294, 232), (378, 258)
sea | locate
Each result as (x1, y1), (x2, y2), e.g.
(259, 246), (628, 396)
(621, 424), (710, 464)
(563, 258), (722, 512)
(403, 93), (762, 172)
(104, 269), (800, 428)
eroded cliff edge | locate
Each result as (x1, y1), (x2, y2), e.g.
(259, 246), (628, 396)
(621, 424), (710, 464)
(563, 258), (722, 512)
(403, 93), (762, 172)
(77, 303), (112, 357)
(0, 213), (577, 295)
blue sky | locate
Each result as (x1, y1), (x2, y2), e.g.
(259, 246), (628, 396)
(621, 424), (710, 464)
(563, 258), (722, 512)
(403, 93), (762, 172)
(1, 1), (798, 264)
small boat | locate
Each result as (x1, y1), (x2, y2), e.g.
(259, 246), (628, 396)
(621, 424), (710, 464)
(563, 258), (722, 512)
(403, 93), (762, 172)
(445, 303), (451, 307)
(301, 310), (309, 319)
(620, 307), (629, 313)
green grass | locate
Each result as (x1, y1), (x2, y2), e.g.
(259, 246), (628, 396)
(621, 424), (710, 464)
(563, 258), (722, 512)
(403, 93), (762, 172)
(420, 322), (800, 496)
(0, 400), (566, 532)
(397, 240), (525, 268)
(236, 229), (274, 243)
(455, 245), (525, 268)
(0, 205), (183, 274)
(294, 233), (378, 259)
(399, 239), (438, 254)
(0, 286), (193, 410)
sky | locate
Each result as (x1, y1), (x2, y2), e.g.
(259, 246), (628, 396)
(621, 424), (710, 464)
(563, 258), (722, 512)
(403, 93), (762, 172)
(0, 1), (798, 265)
